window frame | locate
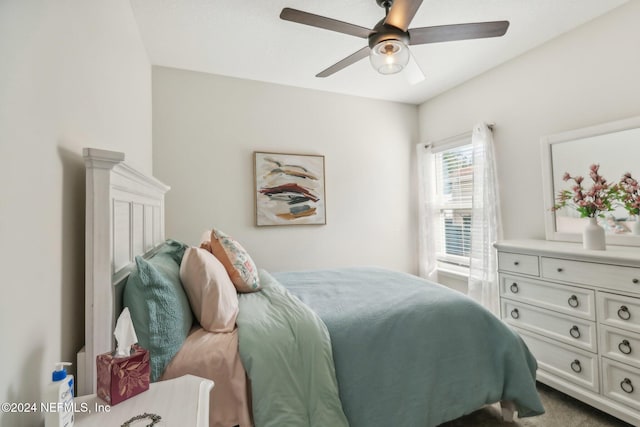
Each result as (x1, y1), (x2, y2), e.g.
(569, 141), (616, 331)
(429, 134), (474, 271)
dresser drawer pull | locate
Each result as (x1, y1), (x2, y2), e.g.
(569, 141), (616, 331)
(618, 305), (631, 321)
(570, 360), (582, 373)
(510, 283), (519, 293)
(620, 378), (634, 394)
(557, 267), (563, 273)
(569, 326), (581, 339)
(633, 278), (639, 284)
(618, 340), (632, 355)
(510, 309), (520, 319)
(513, 261), (520, 266)
(567, 295), (579, 308)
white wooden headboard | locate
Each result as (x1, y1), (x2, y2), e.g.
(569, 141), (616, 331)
(77, 148), (170, 396)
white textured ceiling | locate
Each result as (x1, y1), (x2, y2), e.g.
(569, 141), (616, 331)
(131, 0), (627, 105)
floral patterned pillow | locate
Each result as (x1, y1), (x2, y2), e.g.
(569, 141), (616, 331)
(210, 228), (261, 293)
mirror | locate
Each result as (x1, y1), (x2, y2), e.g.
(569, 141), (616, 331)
(541, 115), (640, 246)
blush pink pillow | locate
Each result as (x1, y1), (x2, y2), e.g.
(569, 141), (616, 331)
(180, 247), (239, 332)
(210, 229), (261, 293)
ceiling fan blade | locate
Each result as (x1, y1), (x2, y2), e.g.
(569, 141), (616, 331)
(405, 49), (425, 85)
(409, 21), (509, 45)
(316, 46), (370, 78)
(280, 8), (371, 39)
(384, 0), (424, 32)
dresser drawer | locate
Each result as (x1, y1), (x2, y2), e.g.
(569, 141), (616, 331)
(500, 274), (595, 321)
(516, 327), (599, 392)
(600, 325), (640, 369)
(541, 257), (640, 294)
(597, 292), (640, 334)
(498, 252), (539, 276)
(502, 300), (597, 352)
(602, 358), (640, 411)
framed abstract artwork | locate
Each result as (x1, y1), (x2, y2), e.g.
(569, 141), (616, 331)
(254, 152), (326, 226)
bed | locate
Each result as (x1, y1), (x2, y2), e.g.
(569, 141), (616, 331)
(77, 148), (544, 426)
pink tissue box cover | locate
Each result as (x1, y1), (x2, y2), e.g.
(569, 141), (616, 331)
(96, 344), (150, 405)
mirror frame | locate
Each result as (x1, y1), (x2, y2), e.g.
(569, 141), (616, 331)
(541, 115), (640, 247)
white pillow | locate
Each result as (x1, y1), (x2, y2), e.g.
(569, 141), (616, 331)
(180, 247), (239, 332)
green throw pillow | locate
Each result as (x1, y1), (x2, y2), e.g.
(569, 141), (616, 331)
(155, 239), (187, 266)
(123, 249), (193, 381)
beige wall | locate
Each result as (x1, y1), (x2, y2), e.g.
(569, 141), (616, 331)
(2, 1), (636, 420)
(153, 66), (419, 273)
(419, 1), (640, 248)
(0, 1), (151, 425)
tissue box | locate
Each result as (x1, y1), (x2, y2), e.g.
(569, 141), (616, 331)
(96, 344), (150, 405)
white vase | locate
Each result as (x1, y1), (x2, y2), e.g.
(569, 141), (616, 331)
(583, 217), (606, 250)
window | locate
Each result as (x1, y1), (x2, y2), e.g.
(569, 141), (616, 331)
(418, 124), (500, 310)
(432, 141), (473, 268)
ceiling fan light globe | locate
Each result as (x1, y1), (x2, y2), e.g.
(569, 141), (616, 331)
(369, 39), (409, 75)
(377, 62), (403, 75)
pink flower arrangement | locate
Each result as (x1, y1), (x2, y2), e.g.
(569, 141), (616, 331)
(553, 164), (617, 218)
(617, 172), (640, 216)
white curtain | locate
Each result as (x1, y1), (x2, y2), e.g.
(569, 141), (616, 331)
(467, 123), (503, 316)
(416, 143), (438, 282)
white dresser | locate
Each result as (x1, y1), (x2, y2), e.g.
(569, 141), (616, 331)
(495, 240), (640, 426)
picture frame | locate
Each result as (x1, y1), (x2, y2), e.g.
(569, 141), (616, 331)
(254, 151), (326, 226)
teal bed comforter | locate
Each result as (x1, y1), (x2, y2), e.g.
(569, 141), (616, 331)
(271, 267), (545, 427)
(236, 270), (349, 427)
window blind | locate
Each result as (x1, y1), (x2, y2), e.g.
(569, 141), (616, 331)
(433, 143), (473, 266)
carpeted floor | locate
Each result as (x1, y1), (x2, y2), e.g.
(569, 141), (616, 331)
(438, 382), (634, 427)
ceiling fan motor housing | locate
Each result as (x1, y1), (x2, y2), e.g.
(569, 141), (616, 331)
(368, 19), (410, 49)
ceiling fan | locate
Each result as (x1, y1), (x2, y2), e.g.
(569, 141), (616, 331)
(280, 0), (509, 83)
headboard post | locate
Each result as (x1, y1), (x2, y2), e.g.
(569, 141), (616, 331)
(78, 148), (170, 396)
